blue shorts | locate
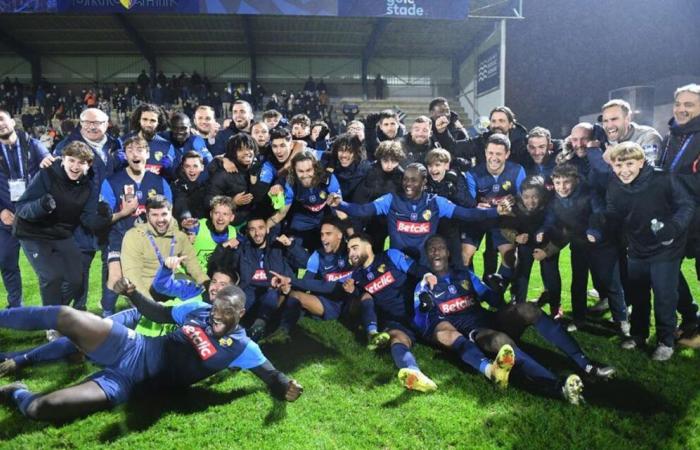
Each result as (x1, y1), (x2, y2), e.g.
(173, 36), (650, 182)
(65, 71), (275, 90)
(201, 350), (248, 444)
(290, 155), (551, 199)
(87, 320), (164, 405)
(460, 227), (508, 248)
(422, 308), (494, 340)
(378, 312), (417, 343)
(317, 295), (348, 321)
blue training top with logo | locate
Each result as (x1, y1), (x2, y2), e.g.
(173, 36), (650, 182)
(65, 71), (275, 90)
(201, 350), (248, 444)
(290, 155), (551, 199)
(413, 269), (504, 337)
(466, 160), (526, 206)
(339, 192), (498, 261)
(293, 248), (353, 295)
(284, 174), (341, 231)
(351, 249), (416, 320)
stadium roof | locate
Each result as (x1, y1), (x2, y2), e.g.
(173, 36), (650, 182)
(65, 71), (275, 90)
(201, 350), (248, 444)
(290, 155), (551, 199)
(0, 0), (517, 58)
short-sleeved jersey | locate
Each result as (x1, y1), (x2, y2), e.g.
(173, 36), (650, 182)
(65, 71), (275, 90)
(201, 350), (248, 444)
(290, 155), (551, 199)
(100, 170), (172, 240)
(412, 270), (493, 335)
(307, 248), (352, 283)
(284, 174), (341, 231)
(351, 249), (415, 319)
(155, 301), (267, 387)
(466, 161), (525, 206)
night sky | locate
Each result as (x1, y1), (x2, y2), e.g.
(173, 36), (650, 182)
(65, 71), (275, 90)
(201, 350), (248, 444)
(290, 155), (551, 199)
(505, 0), (700, 136)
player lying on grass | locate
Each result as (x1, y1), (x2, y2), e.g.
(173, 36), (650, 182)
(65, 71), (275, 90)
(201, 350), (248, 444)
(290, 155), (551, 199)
(0, 278), (302, 422)
(0, 257), (233, 376)
(414, 235), (616, 404)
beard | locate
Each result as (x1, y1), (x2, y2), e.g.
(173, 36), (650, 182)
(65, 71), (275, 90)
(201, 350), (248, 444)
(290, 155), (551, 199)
(140, 129), (156, 141)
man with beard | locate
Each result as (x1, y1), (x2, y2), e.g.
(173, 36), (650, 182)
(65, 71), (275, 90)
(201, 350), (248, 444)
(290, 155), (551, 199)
(210, 216), (296, 341)
(126, 104), (175, 177)
(657, 84), (700, 346)
(267, 150), (343, 250)
(210, 100), (254, 157)
(162, 112), (212, 168)
(100, 137), (172, 315)
(14, 142), (111, 319)
(601, 99), (662, 165)
(365, 109), (404, 161)
(435, 106), (529, 166)
(120, 196), (208, 300)
(268, 217), (353, 342)
(53, 108), (123, 312)
(523, 127), (559, 185)
(0, 281), (303, 422)
(345, 232), (437, 392)
(0, 109), (52, 308)
(400, 116), (435, 167)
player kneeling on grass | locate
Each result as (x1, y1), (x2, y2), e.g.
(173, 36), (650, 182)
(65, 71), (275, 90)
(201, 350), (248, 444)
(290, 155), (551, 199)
(0, 279), (302, 422)
(414, 235), (616, 404)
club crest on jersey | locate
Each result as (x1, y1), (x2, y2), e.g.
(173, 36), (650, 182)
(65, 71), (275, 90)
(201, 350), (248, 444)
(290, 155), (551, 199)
(502, 181), (512, 191)
(182, 325), (217, 360)
(219, 336), (234, 347)
(154, 151), (163, 161)
(148, 189), (157, 198)
(319, 191), (327, 200)
(377, 264), (386, 273)
(365, 271), (396, 294)
(422, 210), (432, 221)
(461, 279), (471, 291)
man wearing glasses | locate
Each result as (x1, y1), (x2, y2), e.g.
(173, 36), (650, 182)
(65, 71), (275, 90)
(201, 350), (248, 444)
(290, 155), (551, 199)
(53, 108), (124, 313)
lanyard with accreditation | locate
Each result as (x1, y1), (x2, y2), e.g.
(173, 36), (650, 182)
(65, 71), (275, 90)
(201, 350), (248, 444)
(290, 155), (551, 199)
(0, 133), (31, 202)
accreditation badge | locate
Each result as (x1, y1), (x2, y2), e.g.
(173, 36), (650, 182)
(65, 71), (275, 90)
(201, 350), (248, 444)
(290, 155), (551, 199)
(8, 179), (26, 201)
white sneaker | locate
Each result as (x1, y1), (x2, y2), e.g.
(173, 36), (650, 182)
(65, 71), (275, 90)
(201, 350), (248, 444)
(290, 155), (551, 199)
(651, 344), (674, 362)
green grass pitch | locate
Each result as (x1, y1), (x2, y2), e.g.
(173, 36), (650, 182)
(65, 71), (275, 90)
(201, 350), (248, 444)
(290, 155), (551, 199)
(1, 250), (699, 449)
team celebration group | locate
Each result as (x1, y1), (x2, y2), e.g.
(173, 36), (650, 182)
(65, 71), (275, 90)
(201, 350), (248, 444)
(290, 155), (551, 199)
(0, 82), (698, 421)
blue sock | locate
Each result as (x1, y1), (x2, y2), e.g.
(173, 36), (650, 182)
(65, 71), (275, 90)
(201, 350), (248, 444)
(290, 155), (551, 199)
(390, 343), (419, 370)
(14, 337), (78, 367)
(498, 264), (514, 281)
(534, 315), (590, 370)
(451, 335), (490, 375)
(12, 388), (38, 417)
(360, 299), (378, 334)
(280, 296), (302, 332)
(513, 347), (558, 385)
(0, 306), (62, 331)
